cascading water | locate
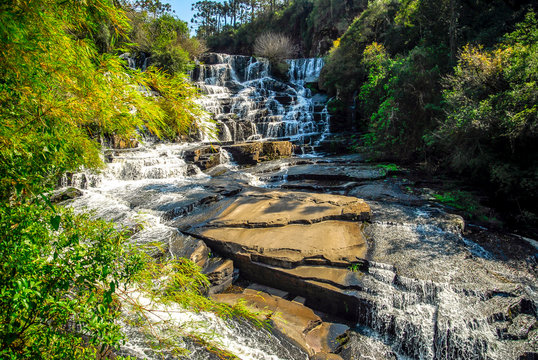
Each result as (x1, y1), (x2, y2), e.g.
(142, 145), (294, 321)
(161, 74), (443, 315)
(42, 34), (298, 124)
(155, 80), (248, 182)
(192, 53), (330, 147)
(61, 141), (307, 359)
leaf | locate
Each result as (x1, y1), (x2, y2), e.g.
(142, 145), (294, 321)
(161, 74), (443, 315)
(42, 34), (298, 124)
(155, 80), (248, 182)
(50, 215), (61, 230)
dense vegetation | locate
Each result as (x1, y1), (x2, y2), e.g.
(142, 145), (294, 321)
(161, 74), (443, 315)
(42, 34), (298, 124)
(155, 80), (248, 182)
(0, 0), (251, 358)
(194, 0), (367, 56)
(321, 0), (537, 226)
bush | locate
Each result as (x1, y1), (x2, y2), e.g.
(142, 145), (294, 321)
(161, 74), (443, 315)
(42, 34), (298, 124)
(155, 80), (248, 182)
(253, 32), (297, 63)
(0, 199), (143, 359)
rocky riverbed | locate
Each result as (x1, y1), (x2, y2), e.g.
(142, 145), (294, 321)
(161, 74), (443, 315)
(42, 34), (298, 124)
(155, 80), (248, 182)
(59, 140), (537, 360)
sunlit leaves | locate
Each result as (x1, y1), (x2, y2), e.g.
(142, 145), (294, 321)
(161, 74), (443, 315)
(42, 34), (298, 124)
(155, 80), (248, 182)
(0, 0), (204, 200)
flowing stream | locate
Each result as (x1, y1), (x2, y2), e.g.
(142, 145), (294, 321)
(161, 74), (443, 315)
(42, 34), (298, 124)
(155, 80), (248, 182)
(61, 54), (537, 359)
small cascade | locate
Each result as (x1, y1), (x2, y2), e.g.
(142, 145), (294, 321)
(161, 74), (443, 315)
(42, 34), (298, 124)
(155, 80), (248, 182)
(192, 53), (330, 148)
(119, 52), (148, 71)
(61, 142), (303, 358)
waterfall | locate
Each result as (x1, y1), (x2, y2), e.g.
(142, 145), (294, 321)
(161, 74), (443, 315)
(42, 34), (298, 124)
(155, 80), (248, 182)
(61, 141), (306, 359)
(192, 53), (330, 147)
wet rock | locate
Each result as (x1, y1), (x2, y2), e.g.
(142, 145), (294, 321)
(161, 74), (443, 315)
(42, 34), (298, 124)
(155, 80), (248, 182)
(212, 291), (348, 357)
(224, 141), (293, 165)
(284, 164), (386, 182)
(204, 258), (234, 294)
(262, 141), (293, 159)
(519, 352), (538, 360)
(184, 145), (221, 170)
(50, 187), (83, 203)
(347, 181), (422, 205)
(509, 298), (537, 318)
(161, 192), (222, 221)
(168, 232), (209, 268)
(335, 331), (398, 360)
(306, 322), (350, 353)
(225, 142), (263, 164)
(281, 180), (358, 192)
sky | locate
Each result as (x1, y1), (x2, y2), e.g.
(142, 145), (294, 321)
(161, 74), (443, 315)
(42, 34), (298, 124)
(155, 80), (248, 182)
(167, 0), (196, 25)
(167, 0), (225, 31)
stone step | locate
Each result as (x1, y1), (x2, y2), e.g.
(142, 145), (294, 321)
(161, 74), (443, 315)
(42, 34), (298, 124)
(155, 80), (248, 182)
(245, 283), (290, 299)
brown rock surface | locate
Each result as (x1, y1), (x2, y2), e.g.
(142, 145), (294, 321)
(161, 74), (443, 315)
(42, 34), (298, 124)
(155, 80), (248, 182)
(184, 189), (372, 320)
(211, 291), (348, 356)
(193, 190), (370, 268)
(199, 221), (366, 267)
(224, 141), (293, 165)
(204, 258), (234, 294)
(184, 145), (221, 170)
(204, 190), (370, 227)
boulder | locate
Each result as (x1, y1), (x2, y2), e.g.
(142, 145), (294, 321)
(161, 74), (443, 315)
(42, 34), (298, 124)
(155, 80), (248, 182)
(50, 187), (83, 203)
(225, 142), (262, 165)
(224, 141), (293, 165)
(184, 145), (221, 170)
(262, 141), (293, 159)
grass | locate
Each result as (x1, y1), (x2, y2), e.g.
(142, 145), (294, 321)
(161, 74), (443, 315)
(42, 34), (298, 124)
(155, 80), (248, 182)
(432, 190), (479, 218)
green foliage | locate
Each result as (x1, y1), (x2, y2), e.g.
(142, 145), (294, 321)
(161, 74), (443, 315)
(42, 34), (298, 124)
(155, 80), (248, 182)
(437, 12), (538, 209)
(321, 0), (537, 221)
(0, 199), (142, 359)
(0, 0), (205, 200)
(127, 11), (206, 74)
(353, 43), (444, 157)
(347, 263), (360, 272)
(432, 190), (479, 218)
(376, 163), (400, 174)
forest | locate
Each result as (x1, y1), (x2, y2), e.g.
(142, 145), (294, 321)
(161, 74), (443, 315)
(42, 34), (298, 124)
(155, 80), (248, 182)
(1, 0), (537, 358)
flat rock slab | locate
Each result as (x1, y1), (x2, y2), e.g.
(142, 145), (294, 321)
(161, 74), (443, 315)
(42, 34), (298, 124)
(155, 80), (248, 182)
(204, 189), (371, 227)
(198, 221), (367, 267)
(185, 189), (372, 320)
(284, 164), (386, 182)
(191, 190), (370, 268)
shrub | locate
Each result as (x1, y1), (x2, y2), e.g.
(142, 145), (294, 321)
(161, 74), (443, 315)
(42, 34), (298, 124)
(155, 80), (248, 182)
(253, 32), (297, 63)
(0, 199), (143, 359)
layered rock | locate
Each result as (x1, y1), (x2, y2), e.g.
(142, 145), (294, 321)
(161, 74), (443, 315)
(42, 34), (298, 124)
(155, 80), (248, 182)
(212, 288), (348, 357)
(184, 145), (222, 170)
(224, 141), (293, 165)
(183, 189), (372, 319)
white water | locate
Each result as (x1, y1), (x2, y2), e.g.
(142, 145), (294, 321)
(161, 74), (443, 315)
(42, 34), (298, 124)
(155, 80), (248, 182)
(62, 141), (306, 359)
(192, 53), (330, 147)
